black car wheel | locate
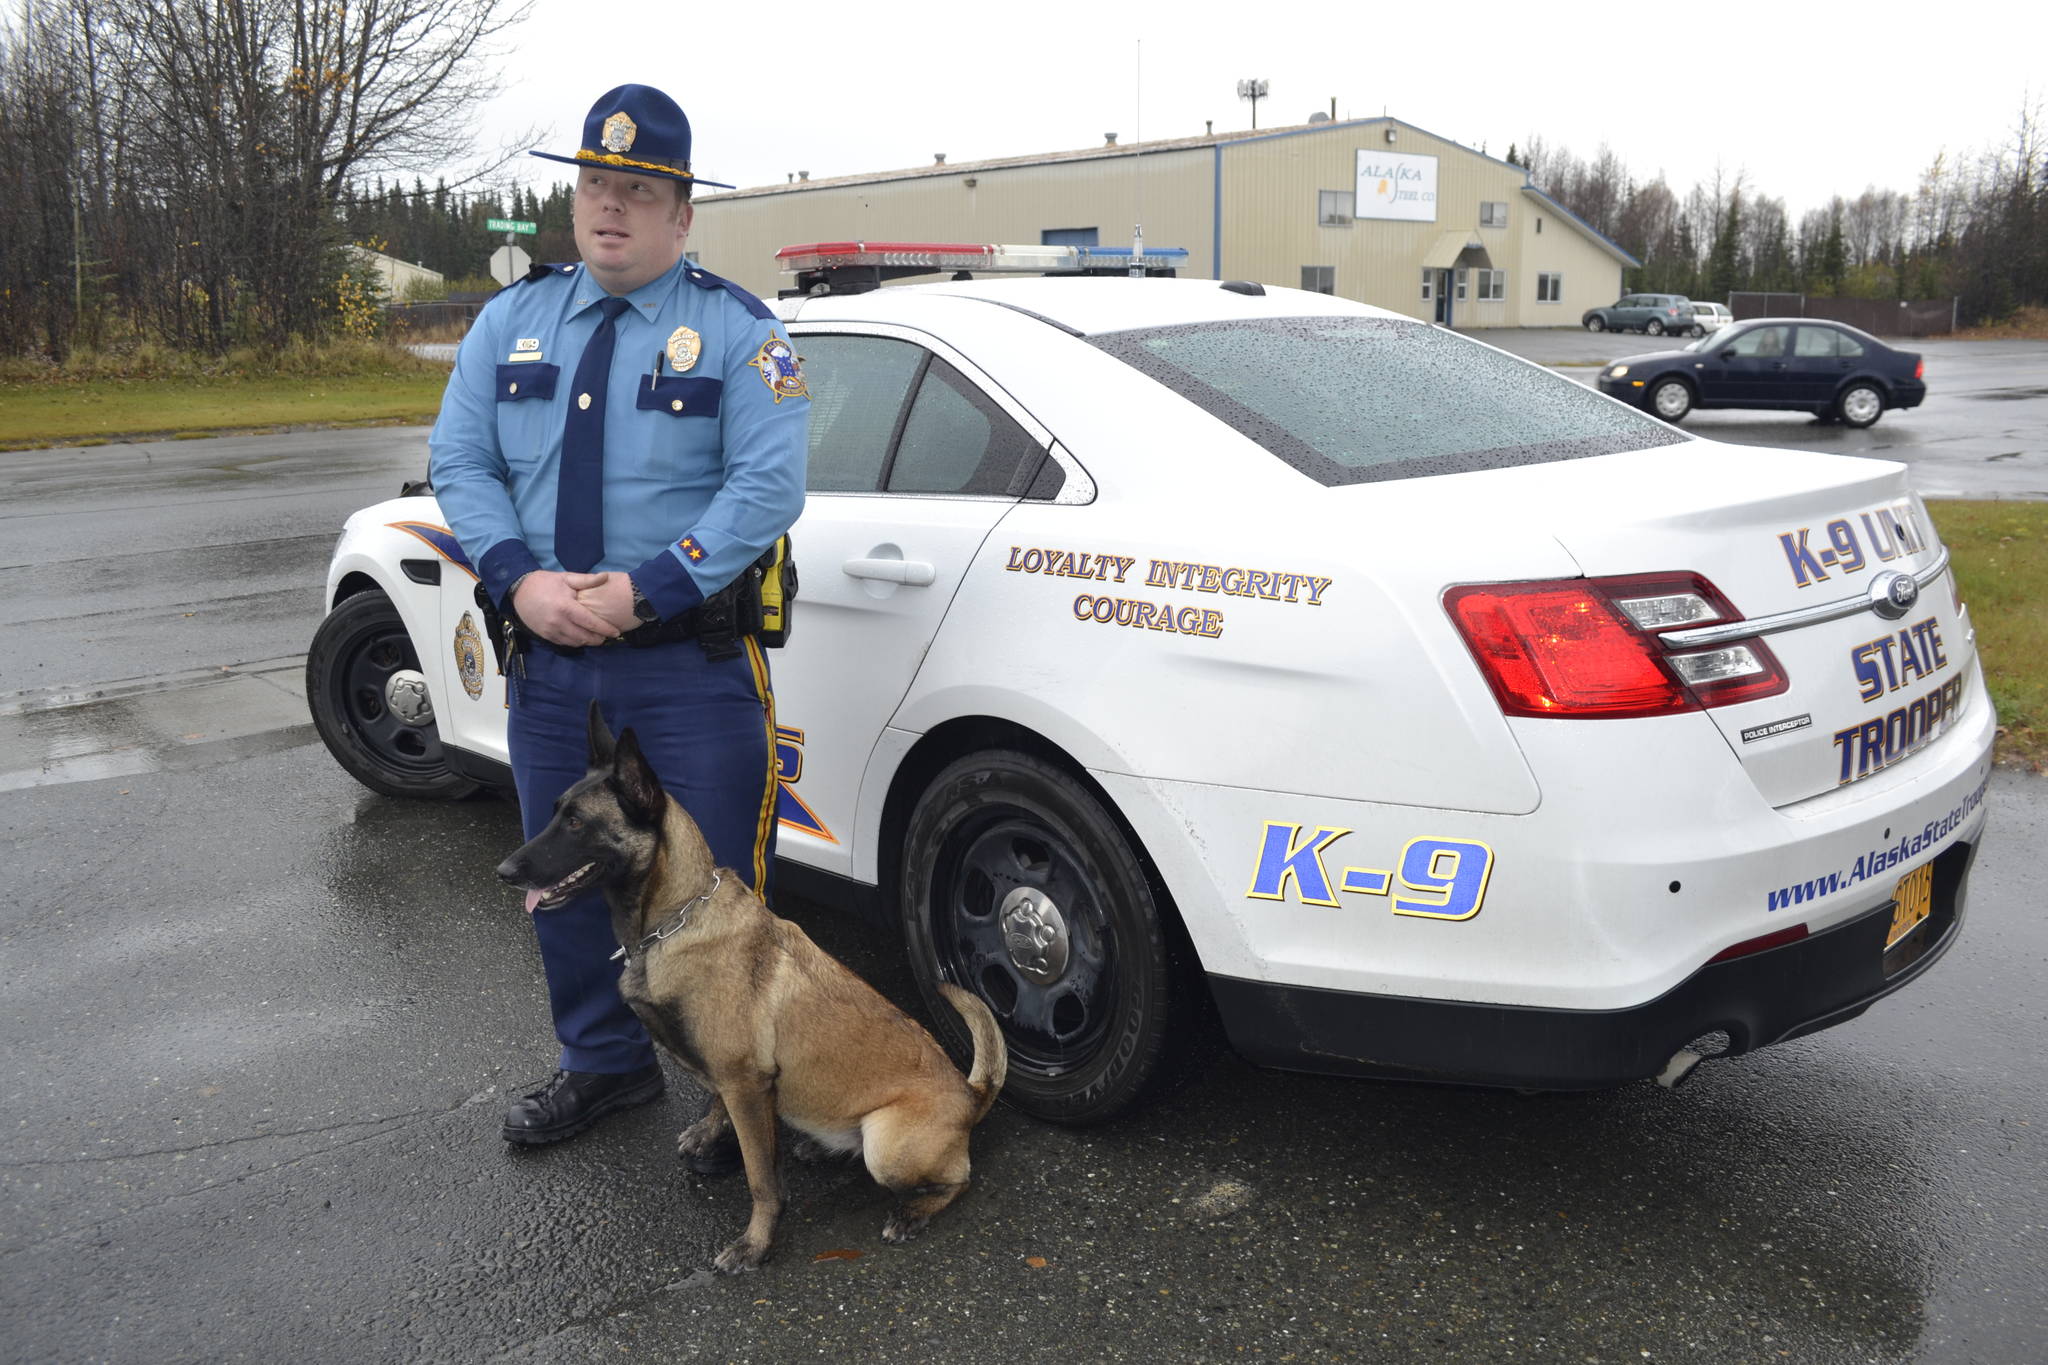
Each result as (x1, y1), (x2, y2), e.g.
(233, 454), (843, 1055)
(1585, 316), (1606, 332)
(306, 591), (480, 800)
(1646, 319), (1665, 336)
(1689, 324), (1706, 338)
(899, 750), (1206, 1125)
(1837, 383), (1886, 428)
(1650, 377), (1694, 423)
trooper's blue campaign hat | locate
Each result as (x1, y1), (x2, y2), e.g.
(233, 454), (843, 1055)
(530, 84), (734, 189)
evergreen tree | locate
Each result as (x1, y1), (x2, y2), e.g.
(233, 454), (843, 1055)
(1820, 210), (1848, 295)
(1706, 189), (1743, 303)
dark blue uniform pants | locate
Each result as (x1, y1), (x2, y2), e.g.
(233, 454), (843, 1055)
(509, 637), (777, 1073)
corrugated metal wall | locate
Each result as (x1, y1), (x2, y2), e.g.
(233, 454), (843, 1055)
(689, 149), (1214, 298)
(685, 121), (1631, 325)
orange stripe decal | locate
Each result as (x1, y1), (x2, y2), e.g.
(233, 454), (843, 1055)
(745, 635), (776, 891)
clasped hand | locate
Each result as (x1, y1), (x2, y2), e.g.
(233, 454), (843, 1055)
(511, 570), (638, 647)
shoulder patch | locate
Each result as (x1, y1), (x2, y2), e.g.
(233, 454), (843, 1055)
(685, 265), (775, 321)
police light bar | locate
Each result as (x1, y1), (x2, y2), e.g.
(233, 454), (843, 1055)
(775, 241), (1191, 276)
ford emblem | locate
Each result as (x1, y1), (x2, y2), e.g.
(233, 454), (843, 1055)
(1868, 570), (1919, 620)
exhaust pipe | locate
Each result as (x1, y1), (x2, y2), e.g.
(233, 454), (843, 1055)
(1654, 1048), (1705, 1089)
(1655, 1030), (1734, 1090)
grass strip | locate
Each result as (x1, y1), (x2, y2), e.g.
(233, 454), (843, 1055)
(1928, 500), (2047, 772)
(0, 372), (449, 448)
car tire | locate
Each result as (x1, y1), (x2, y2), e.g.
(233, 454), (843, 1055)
(1649, 377), (1693, 423)
(1689, 324), (1706, 338)
(306, 590), (480, 800)
(1585, 316), (1606, 332)
(1836, 383), (1886, 428)
(898, 750), (1210, 1126)
(1646, 319), (1665, 336)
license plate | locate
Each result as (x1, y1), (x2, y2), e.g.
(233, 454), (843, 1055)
(1886, 864), (1933, 949)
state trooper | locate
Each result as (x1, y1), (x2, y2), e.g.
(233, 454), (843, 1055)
(430, 84), (808, 1145)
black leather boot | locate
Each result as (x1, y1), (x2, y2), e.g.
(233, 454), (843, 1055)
(501, 1064), (665, 1145)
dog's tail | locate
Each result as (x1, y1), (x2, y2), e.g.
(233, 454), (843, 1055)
(939, 983), (1009, 1124)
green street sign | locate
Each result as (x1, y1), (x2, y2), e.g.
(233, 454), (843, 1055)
(487, 218), (537, 235)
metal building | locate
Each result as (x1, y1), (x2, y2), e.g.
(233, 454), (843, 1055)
(689, 116), (1635, 326)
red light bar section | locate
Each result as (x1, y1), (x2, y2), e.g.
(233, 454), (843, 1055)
(774, 242), (995, 261)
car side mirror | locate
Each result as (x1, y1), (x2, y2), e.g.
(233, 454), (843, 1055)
(1718, 350), (1737, 362)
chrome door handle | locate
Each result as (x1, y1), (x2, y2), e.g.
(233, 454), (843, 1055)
(844, 558), (936, 586)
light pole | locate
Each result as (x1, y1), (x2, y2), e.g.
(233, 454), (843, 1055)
(1236, 79), (1268, 131)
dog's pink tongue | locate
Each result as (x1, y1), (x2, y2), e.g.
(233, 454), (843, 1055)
(525, 888), (544, 915)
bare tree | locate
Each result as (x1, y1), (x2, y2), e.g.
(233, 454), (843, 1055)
(0, 0), (532, 355)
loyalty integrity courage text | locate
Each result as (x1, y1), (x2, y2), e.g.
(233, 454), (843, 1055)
(1004, 545), (1332, 641)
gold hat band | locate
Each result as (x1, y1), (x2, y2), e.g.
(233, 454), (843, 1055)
(575, 149), (694, 179)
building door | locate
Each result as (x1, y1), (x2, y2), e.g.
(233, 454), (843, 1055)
(1434, 270), (1454, 325)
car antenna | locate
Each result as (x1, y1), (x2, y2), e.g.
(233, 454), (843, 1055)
(1130, 39), (1144, 279)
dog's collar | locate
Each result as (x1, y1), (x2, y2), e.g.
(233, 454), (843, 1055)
(611, 869), (722, 963)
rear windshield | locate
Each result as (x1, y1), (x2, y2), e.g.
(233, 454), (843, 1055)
(1089, 316), (1687, 485)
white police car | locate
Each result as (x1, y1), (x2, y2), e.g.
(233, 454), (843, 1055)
(310, 242), (1994, 1124)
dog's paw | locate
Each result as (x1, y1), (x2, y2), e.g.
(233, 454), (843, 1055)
(675, 1117), (731, 1158)
(881, 1212), (930, 1245)
(713, 1236), (770, 1274)
(790, 1134), (852, 1163)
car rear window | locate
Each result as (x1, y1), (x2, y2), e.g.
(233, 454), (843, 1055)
(1088, 316), (1687, 485)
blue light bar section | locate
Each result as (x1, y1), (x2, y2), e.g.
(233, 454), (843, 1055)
(1073, 246), (1191, 266)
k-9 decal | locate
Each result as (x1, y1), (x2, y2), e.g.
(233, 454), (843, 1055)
(1777, 501), (1927, 589)
(1246, 824), (1495, 920)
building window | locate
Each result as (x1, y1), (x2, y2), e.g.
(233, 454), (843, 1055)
(1537, 272), (1563, 303)
(1317, 190), (1353, 226)
(1420, 269), (1433, 302)
(1476, 269), (1506, 301)
(1535, 217), (1543, 234)
(1455, 268), (1468, 301)
(1302, 265), (1335, 294)
(1480, 201), (1508, 228)
(1041, 227), (1099, 247)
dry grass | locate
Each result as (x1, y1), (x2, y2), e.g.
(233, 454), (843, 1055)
(1928, 500), (2048, 773)
(0, 337), (447, 384)
(1951, 305), (2048, 341)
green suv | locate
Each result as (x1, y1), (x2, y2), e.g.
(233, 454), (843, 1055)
(1581, 293), (1695, 336)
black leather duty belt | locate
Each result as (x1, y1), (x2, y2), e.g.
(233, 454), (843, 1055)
(522, 612), (699, 656)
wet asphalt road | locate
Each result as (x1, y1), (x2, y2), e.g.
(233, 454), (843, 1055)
(2, 339), (2046, 1363)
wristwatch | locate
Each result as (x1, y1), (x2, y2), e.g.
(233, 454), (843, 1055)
(629, 577), (659, 625)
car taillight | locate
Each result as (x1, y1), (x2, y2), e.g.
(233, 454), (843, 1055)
(1444, 572), (1788, 719)
(1914, 359), (1925, 380)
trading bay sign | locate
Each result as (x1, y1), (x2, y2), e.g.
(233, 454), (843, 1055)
(487, 218), (537, 235)
(1355, 150), (1438, 222)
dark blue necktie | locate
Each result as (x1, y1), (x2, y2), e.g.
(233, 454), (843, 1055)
(555, 296), (632, 573)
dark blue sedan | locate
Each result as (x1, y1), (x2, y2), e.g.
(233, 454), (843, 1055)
(1596, 318), (1927, 428)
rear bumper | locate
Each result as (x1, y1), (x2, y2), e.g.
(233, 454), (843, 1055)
(1890, 380), (1928, 410)
(1208, 837), (1976, 1091)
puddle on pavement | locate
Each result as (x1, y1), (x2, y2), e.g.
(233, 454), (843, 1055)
(0, 673), (314, 791)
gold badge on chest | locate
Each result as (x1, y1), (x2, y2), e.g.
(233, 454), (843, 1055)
(665, 325), (702, 373)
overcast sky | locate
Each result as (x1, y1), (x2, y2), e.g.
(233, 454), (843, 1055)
(466, 0), (2037, 225)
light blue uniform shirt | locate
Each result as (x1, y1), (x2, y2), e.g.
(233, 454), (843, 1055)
(429, 254), (808, 619)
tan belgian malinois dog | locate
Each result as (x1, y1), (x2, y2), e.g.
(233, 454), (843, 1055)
(497, 701), (1006, 1273)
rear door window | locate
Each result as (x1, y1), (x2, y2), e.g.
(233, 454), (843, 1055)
(798, 336), (925, 491)
(887, 357), (1045, 496)
(1794, 327), (1838, 357)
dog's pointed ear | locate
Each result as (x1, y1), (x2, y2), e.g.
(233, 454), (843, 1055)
(611, 726), (666, 827)
(586, 698), (616, 767)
